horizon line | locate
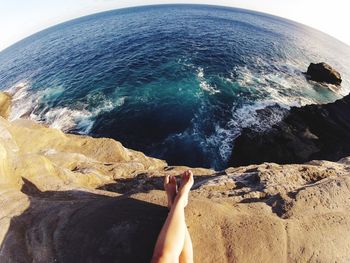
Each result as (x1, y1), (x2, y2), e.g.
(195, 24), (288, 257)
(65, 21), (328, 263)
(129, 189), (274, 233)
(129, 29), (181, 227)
(1, 3), (350, 53)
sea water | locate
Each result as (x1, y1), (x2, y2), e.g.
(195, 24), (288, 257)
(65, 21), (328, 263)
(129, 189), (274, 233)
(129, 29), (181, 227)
(1, 4), (350, 169)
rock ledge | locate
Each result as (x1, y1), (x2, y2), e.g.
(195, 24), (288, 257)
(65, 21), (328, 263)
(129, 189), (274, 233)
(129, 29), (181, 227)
(1, 91), (350, 263)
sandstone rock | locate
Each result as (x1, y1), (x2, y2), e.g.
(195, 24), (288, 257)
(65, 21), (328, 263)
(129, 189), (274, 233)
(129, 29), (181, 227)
(0, 92), (11, 119)
(306, 62), (342, 85)
(1, 92), (350, 262)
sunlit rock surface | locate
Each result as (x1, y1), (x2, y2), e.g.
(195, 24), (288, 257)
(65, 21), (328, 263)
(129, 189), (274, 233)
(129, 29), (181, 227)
(0, 91), (350, 263)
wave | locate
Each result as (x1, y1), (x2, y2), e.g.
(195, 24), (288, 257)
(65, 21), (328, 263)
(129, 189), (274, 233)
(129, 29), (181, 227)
(176, 58), (321, 167)
(5, 82), (124, 133)
(156, 59), (325, 168)
(230, 61), (346, 105)
(196, 67), (220, 94)
(40, 107), (93, 133)
(208, 101), (289, 166)
(4, 58), (344, 170)
(6, 81), (41, 121)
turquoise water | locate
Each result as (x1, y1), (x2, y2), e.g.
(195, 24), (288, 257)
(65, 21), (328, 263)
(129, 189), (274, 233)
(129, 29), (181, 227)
(0, 4), (350, 169)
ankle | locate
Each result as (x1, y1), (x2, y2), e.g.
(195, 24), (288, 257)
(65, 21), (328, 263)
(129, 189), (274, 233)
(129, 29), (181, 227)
(174, 194), (187, 207)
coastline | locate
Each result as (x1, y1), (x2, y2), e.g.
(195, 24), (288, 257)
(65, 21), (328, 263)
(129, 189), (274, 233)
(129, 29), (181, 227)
(230, 91), (350, 166)
(1, 91), (350, 262)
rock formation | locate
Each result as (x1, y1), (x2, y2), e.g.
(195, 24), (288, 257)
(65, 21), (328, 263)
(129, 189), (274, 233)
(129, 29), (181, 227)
(0, 92), (11, 119)
(306, 62), (342, 85)
(1, 91), (350, 262)
(230, 93), (350, 167)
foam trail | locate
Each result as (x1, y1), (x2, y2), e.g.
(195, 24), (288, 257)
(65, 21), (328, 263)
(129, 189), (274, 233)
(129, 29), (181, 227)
(197, 67), (220, 94)
(42, 107), (93, 132)
(5, 82), (123, 133)
(6, 82), (41, 121)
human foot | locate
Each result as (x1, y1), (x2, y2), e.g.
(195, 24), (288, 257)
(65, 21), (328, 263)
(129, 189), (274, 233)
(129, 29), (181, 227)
(164, 175), (177, 209)
(176, 170), (194, 207)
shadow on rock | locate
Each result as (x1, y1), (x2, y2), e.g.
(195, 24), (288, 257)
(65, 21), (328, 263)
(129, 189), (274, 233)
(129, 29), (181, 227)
(229, 93), (350, 166)
(0, 178), (167, 263)
(99, 173), (217, 195)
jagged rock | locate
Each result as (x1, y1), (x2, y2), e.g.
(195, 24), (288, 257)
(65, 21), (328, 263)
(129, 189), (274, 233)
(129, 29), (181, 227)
(230, 93), (350, 167)
(1, 91), (350, 262)
(0, 92), (11, 119)
(306, 62), (342, 85)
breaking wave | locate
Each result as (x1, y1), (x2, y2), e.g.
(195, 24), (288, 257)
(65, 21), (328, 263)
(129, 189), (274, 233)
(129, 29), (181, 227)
(1, 5), (350, 169)
(6, 82), (124, 133)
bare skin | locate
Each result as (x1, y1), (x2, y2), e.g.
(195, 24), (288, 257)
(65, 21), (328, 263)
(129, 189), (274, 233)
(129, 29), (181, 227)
(151, 170), (194, 263)
(164, 174), (194, 263)
(164, 175), (178, 209)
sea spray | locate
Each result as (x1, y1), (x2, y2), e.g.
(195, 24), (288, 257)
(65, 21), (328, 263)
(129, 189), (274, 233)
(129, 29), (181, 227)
(1, 5), (350, 169)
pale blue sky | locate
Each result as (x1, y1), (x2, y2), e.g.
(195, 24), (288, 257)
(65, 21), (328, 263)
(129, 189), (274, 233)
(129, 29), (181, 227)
(0, 0), (349, 51)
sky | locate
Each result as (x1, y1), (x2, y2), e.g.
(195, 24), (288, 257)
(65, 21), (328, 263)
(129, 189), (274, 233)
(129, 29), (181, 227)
(0, 0), (350, 51)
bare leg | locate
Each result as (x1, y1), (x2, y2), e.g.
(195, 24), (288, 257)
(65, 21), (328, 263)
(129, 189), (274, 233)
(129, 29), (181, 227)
(151, 171), (194, 263)
(164, 174), (194, 263)
(179, 228), (194, 263)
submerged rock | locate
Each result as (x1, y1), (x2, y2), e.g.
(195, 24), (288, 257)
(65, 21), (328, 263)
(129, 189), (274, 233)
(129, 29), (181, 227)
(1, 91), (350, 262)
(306, 62), (342, 85)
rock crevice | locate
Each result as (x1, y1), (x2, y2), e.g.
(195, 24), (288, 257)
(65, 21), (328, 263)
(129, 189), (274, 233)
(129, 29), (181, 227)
(1, 91), (350, 262)
(230, 93), (350, 167)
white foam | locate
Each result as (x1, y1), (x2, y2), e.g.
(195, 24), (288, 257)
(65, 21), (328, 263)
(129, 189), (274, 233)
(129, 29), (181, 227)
(229, 61), (329, 108)
(230, 101), (288, 131)
(42, 107), (93, 132)
(6, 82), (41, 121)
(194, 59), (347, 166)
(115, 97), (126, 107)
(197, 67), (220, 95)
(203, 100), (289, 164)
(5, 82), (123, 134)
(204, 124), (237, 163)
(233, 66), (257, 87)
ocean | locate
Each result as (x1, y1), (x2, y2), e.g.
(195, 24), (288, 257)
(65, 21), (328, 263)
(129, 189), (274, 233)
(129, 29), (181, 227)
(1, 4), (350, 169)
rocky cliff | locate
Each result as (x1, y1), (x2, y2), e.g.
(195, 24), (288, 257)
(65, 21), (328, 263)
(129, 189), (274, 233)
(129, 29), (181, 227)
(1, 92), (350, 262)
(230, 93), (350, 167)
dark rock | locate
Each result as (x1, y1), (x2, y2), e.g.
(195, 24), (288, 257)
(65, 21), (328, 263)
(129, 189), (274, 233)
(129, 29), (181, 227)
(306, 62), (342, 85)
(229, 93), (350, 166)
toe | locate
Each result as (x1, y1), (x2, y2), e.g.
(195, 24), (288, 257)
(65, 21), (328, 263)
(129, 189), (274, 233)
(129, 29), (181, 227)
(164, 174), (170, 187)
(170, 175), (177, 186)
(184, 170), (190, 180)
